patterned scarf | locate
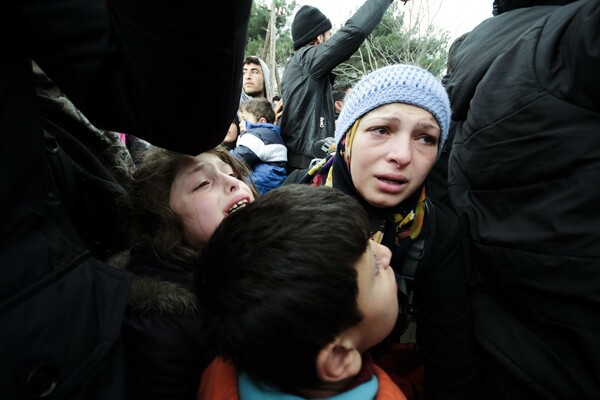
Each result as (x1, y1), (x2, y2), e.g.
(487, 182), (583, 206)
(306, 119), (427, 265)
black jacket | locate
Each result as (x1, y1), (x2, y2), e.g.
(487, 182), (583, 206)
(0, 0), (251, 398)
(446, 1), (600, 398)
(412, 200), (481, 400)
(123, 253), (213, 400)
(280, 0), (394, 170)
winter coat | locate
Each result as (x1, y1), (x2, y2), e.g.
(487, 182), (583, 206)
(280, 0), (394, 170)
(198, 357), (407, 400)
(0, 1), (251, 398)
(410, 199), (481, 400)
(123, 252), (214, 400)
(370, 195), (482, 400)
(230, 122), (287, 194)
(446, 1), (600, 398)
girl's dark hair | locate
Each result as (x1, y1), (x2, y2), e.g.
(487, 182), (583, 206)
(127, 145), (256, 264)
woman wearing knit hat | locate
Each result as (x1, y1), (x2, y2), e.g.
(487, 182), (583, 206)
(300, 64), (482, 399)
(280, 0), (398, 175)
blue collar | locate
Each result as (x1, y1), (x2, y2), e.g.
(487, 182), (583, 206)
(238, 370), (378, 400)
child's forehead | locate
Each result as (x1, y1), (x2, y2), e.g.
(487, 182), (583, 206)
(362, 103), (437, 121)
(239, 109), (253, 118)
(187, 153), (230, 172)
(370, 102), (431, 113)
(194, 152), (221, 163)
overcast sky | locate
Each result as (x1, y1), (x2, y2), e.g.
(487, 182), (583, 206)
(295, 0), (493, 40)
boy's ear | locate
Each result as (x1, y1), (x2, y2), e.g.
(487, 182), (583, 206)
(334, 100), (344, 113)
(258, 116), (267, 123)
(315, 340), (362, 383)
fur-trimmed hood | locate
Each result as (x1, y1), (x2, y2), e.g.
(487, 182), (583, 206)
(128, 275), (198, 315)
(124, 252), (199, 315)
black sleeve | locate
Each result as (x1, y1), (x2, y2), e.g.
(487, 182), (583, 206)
(538, 0), (600, 112)
(24, 0), (252, 155)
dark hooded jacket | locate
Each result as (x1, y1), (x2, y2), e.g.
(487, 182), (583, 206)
(446, 1), (600, 398)
(1, 1), (251, 398)
(123, 252), (214, 400)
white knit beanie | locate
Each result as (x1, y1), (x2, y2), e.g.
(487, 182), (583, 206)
(334, 64), (451, 156)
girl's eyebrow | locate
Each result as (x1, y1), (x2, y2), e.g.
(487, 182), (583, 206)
(187, 162), (209, 176)
(186, 158), (232, 180)
(184, 161), (220, 183)
(415, 121), (440, 131)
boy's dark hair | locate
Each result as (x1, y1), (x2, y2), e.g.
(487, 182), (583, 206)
(239, 97), (276, 124)
(127, 145), (256, 264)
(195, 184), (371, 391)
(243, 56), (262, 67)
(333, 81), (353, 103)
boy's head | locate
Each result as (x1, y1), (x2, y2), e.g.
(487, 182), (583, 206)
(195, 184), (397, 393)
(333, 81), (353, 117)
(239, 97), (276, 125)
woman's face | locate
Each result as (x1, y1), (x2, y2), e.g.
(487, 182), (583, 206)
(169, 152), (255, 246)
(349, 103), (440, 208)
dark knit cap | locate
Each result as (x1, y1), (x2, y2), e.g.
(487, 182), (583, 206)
(493, 0), (578, 15)
(291, 6), (332, 51)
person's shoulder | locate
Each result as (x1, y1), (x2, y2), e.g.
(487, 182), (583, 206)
(427, 198), (461, 235)
(285, 47), (311, 67)
(246, 124), (276, 136)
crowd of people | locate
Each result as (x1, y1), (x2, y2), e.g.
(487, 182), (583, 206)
(2, 0), (598, 399)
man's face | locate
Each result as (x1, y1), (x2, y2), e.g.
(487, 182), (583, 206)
(242, 62), (265, 98)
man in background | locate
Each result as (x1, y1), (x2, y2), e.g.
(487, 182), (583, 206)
(240, 56), (272, 103)
(446, 0), (600, 398)
(279, 0), (397, 174)
(332, 80), (353, 121)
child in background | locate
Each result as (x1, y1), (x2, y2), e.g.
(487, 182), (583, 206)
(195, 184), (407, 400)
(220, 114), (240, 151)
(232, 97), (287, 194)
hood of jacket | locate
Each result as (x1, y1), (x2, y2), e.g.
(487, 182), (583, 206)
(126, 252), (198, 315)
